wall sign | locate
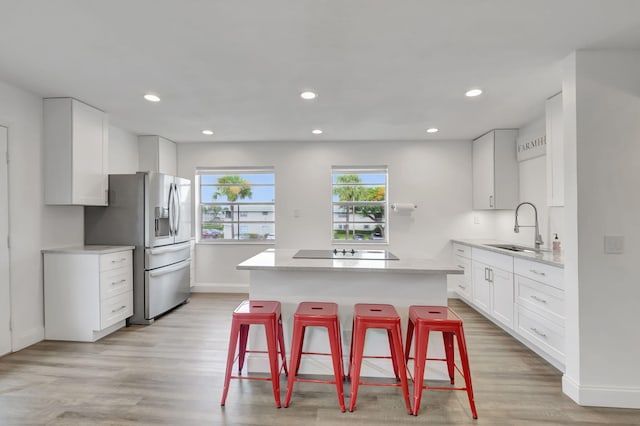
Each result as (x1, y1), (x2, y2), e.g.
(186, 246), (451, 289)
(516, 134), (546, 162)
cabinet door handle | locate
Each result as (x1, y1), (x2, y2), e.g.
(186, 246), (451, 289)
(458, 284), (466, 290)
(530, 295), (548, 304)
(488, 268), (494, 283)
(111, 279), (127, 286)
(489, 195), (494, 208)
(484, 267), (489, 281)
(457, 248), (465, 253)
(530, 327), (547, 338)
(111, 305), (127, 314)
(457, 264), (465, 270)
(111, 258), (128, 264)
(530, 269), (546, 276)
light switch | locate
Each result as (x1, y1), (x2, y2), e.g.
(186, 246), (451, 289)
(604, 235), (624, 254)
(474, 215), (480, 224)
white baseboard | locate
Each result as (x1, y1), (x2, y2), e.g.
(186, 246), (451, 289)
(191, 282), (249, 294)
(563, 374), (640, 408)
(447, 290), (460, 299)
(12, 325), (45, 352)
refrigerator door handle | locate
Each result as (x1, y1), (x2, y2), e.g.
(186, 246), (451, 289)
(167, 182), (175, 236)
(149, 260), (191, 278)
(173, 183), (181, 235)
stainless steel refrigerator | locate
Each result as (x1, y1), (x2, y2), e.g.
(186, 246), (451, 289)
(85, 172), (192, 324)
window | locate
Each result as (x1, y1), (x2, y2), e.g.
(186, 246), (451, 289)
(197, 168), (275, 242)
(332, 166), (387, 242)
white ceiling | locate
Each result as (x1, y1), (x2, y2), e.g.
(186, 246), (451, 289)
(1, 0), (640, 142)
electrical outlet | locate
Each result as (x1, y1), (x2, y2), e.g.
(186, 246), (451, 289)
(474, 215), (480, 225)
(604, 235), (624, 254)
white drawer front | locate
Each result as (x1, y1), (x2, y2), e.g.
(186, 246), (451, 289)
(472, 247), (513, 272)
(453, 254), (472, 299)
(514, 258), (563, 290)
(100, 267), (133, 299)
(516, 275), (564, 324)
(101, 291), (133, 329)
(452, 243), (471, 259)
(100, 250), (132, 272)
(517, 305), (564, 362)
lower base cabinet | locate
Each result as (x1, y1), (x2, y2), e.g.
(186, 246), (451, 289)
(43, 246), (134, 342)
(452, 243), (565, 370)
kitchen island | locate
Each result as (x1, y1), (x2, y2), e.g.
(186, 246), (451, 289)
(237, 248), (461, 378)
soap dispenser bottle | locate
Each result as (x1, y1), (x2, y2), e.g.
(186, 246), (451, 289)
(552, 233), (561, 254)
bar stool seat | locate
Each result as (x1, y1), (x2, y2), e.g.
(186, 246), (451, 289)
(220, 300), (288, 408)
(284, 302), (346, 412)
(405, 305), (478, 418)
(348, 303), (412, 414)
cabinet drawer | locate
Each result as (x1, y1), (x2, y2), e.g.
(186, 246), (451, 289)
(453, 255), (472, 299)
(514, 258), (563, 290)
(100, 250), (132, 272)
(516, 275), (564, 324)
(452, 243), (471, 259)
(517, 305), (564, 361)
(101, 291), (133, 329)
(100, 267), (133, 299)
(472, 247), (513, 272)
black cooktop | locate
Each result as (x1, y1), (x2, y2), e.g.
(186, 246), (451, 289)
(293, 249), (399, 260)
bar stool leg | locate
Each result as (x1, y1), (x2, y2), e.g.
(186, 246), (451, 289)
(443, 331), (455, 384)
(387, 329), (400, 380)
(264, 319), (282, 408)
(277, 316), (289, 376)
(412, 325), (430, 416)
(455, 325), (478, 419)
(405, 318), (415, 366)
(238, 324), (249, 374)
(284, 322), (304, 408)
(221, 319), (241, 406)
(348, 321), (366, 412)
(328, 319), (346, 412)
(390, 322), (412, 414)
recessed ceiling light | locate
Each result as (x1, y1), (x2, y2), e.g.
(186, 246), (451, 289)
(312, 129), (323, 135)
(300, 91), (317, 100)
(465, 89), (483, 97)
(144, 93), (161, 102)
(426, 128), (439, 133)
(202, 130), (213, 135)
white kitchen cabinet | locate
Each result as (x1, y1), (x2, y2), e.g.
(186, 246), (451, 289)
(514, 258), (565, 367)
(44, 98), (109, 206)
(138, 135), (177, 176)
(471, 247), (514, 329)
(43, 246), (134, 342)
(546, 92), (564, 206)
(450, 243), (472, 301)
(472, 129), (519, 210)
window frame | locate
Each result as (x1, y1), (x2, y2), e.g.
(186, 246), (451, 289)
(331, 166), (388, 244)
(196, 167), (275, 244)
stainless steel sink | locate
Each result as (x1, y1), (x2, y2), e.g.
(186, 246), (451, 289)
(485, 243), (540, 253)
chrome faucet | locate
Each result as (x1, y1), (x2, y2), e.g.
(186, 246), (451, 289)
(514, 202), (544, 250)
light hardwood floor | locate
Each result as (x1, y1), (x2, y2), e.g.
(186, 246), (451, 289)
(1, 294), (639, 425)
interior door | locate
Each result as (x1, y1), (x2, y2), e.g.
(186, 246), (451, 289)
(0, 126), (11, 356)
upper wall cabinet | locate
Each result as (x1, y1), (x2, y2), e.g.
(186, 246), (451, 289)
(472, 129), (519, 210)
(44, 98), (109, 206)
(546, 93), (564, 207)
(138, 135), (177, 176)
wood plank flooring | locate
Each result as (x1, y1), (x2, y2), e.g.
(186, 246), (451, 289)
(1, 294), (639, 425)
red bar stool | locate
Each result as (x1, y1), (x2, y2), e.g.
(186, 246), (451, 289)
(284, 302), (346, 412)
(405, 305), (478, 418)
(220, 300), (288, 408)
(348, 303), (412, 414)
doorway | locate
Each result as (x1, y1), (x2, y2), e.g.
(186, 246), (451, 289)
(0, 125), (10, 356)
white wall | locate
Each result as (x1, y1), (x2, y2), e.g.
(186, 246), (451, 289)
(108, 125), (139, 174)
(562, 50), (640, 408)
(178, 139), (496, 292)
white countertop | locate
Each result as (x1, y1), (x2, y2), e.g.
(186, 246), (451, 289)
(237, 249), (462, 274)
(42, 245), (135, 254)
(451, 239), (564, 268)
